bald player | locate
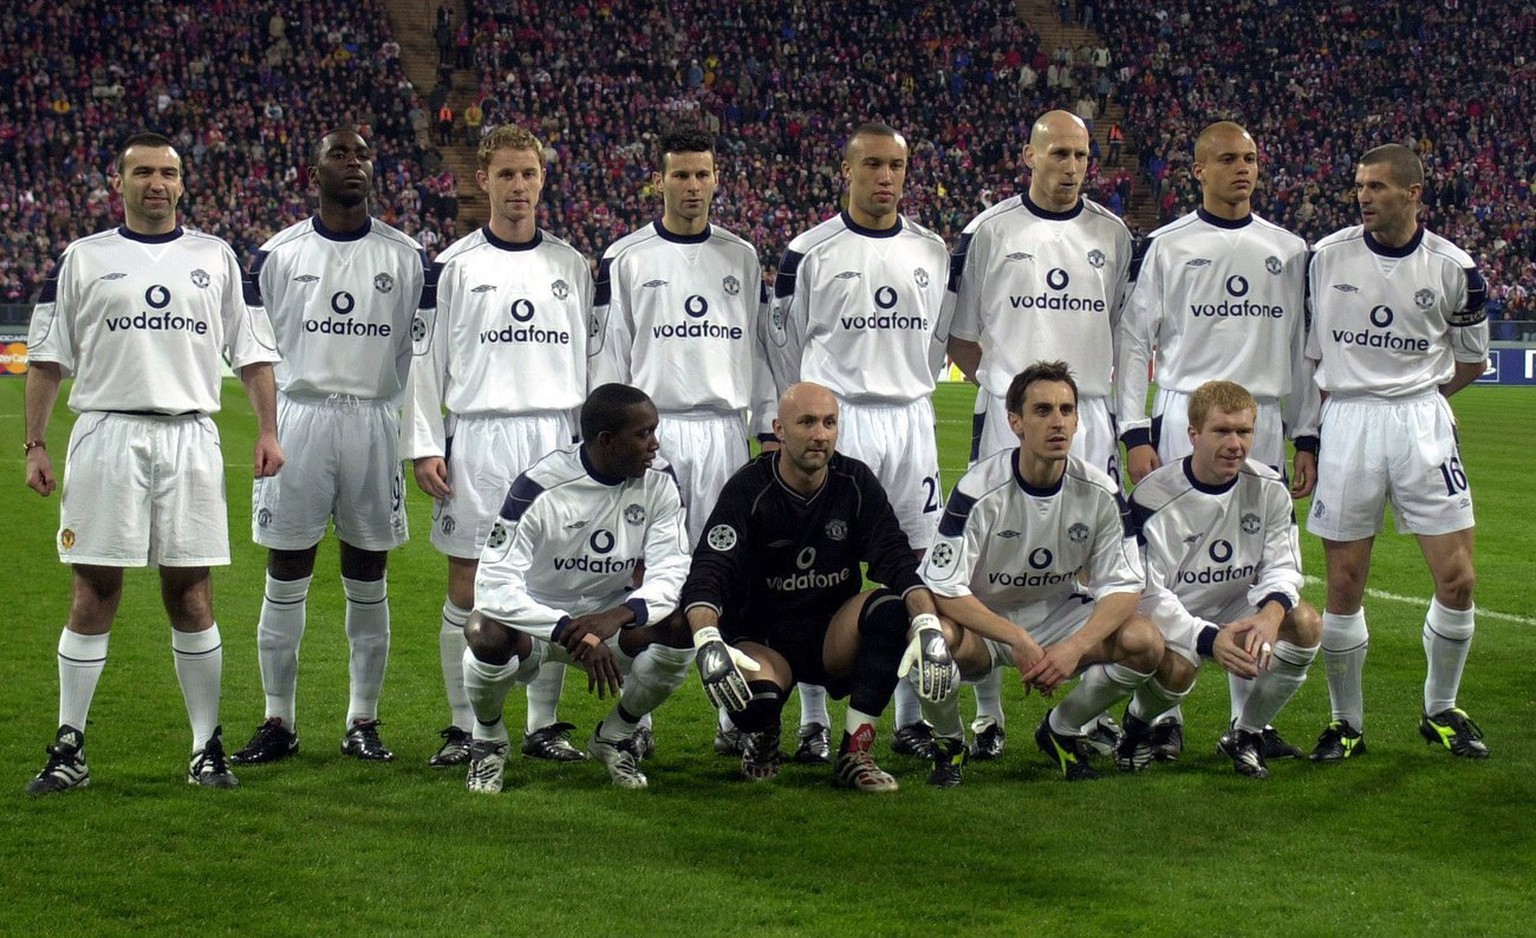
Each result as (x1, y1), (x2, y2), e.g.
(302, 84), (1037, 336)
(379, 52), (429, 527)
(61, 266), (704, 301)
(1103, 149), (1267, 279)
(1113, 121), (1316, 760)
(945, 110), (1134, 755)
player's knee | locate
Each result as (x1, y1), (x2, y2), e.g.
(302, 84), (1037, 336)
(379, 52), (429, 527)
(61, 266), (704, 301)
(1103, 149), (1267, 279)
(1284, 601), (1323, 647)
(1434, 566), (1476, 609)
(338, 542), (387, 581)
(269, 546), (319, 581)
(732, 680), (787, 733)
(464, 611), (525, 665)
(1117, 615), (1164, 673)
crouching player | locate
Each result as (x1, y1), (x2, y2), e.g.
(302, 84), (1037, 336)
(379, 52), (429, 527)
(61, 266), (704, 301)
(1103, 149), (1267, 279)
(682, 382), (955, 792)
(915, 362), (1161, 785)
(460, 384), (694, 791)
(1121, 380), (1320, 778)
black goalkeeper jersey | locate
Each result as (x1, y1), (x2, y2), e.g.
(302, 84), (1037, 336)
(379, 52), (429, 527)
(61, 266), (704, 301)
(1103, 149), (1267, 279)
(682, 451), (924, 639)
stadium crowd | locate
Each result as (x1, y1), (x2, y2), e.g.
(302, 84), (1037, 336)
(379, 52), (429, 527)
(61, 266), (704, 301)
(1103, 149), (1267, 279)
(0, 0), (460, 303)
(1096, 0), (1536, 327)
(2, 0), (1532, 321)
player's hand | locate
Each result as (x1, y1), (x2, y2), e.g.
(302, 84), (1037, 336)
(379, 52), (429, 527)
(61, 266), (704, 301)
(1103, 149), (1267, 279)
(25, 447), (56, 496)
(898, 613), (956, 702)
(1211, 626), (1259, 679)
(1008, 635), (1046, 692)
(575, 637), (623, 699)
(413, 456), (452, 499)
(1021, 644), (1081, 695)
(559, 609), (628, 656)
(253, 433), (285, 478)
(1127, 444), (1161, 484)
(1290, 450), (1317, 499)
(693, 626), (759, 712)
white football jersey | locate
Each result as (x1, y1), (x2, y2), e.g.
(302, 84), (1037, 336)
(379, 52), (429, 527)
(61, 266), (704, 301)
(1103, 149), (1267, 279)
(1306, 226), (1488, 400)
(919, 450), (1143, 612)
(590, 222), (776, 437)
(949, 195), (1132, 400)
(1130, 457), (1302, 636)
(403, 228), (594, 459)
(474, 446), (690, 641)
(1116, 209), (1312, 444)
(253, 217), (426, 401)
(28, 226), (279, 414)
(768, 211), (952, 403)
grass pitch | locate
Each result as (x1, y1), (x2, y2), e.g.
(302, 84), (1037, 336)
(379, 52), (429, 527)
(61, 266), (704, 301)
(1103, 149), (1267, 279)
(1, 379), (1533, 935)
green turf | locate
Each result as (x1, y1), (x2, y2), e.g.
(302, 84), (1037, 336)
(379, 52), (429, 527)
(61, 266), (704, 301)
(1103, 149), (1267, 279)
(1, 379), (1533, 935)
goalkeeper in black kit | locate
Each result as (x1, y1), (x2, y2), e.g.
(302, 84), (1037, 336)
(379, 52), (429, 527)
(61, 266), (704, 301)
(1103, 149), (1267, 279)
(681, 383), (956, 792)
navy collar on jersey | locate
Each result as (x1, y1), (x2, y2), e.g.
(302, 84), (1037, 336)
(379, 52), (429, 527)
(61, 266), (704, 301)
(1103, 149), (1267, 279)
(482, 227), (544, 252)
(1022, 194), (1083, 221)
(840, 210), (903, 238)
(312, 216), (373, 242)
(1196, 207), (1252, 230)
(1182, 456), (1241, 495)
(653, 220), (712, 244)
(1363, 226), (1424, 258)
(580, 446), (628, 487)
(118, 225), (183, 244)
(1012, 449), (1065, 497)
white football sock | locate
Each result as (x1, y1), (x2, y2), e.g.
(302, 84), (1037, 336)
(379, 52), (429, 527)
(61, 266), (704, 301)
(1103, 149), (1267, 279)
(1322, 609), (1369, 729)
(257, 574), (310, 727)
(1237, 640), (1317, 733)
(1423, 598), (1475, 715)
(343, 576), (389, 726)
(57, 629), (109, 732)
(172, 624), (223, 751)
(439, 600), (472, 730)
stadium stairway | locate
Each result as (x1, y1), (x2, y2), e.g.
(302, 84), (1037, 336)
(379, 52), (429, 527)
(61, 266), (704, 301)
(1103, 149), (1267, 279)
(1014, 1), (1156, 234)
(383, 0), (489, 228)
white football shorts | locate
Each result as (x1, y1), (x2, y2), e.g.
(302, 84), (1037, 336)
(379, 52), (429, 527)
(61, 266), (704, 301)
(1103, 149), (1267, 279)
(1307, 392), (1474, 541)
(59, 411), (229, 567)
(252, 394), (408, 551)
(656, 410), (751, 549)
(430, 411), (573, 558)
(980, 592), (1099, 670)
(836, 396), (941, 550)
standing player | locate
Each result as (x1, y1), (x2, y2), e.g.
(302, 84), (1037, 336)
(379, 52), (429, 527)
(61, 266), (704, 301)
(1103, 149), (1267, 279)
(590, 127), (775, 546)
(945, 110), (1134, 755)
(916, 362), (1159, 786)
(231, 128), (426, 767)
(1123, 381), (1321, 778)
(682, 383), (954, 792)
(768, 121), (952, 761)
(403, 124), (594, 768)
(460, 385), (695, 792)
(1114, 121), (1316, 759)
(23, 132), (283, 793)
(1303, 144), (1489, 761)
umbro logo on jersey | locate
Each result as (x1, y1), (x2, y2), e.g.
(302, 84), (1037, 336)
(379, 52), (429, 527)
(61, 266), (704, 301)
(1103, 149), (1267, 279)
(100, 272), (128, 281)
(566, 520), (589, 530)
(1332, 284), (1360, 293)
(472, 284), (497, 293)
(996, 530), (1021, 539)
(767, 539), (792, 548)
(1183, 533), (1203, 544)
(190, 269), (210, 288)
(1004, 252), (1034, 262)
(1186, 258), (1212, 268)
(642, 279), (668, 288)
(293, 274), (320, 283)
(835, 271), (862, 281)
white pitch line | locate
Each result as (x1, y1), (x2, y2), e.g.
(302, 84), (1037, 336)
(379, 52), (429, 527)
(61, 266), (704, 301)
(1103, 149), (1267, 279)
(1302, 575), (1535, 626)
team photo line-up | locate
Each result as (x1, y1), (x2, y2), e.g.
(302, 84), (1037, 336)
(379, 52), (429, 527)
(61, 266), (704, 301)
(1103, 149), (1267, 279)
(20, 107), (1489, 795)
